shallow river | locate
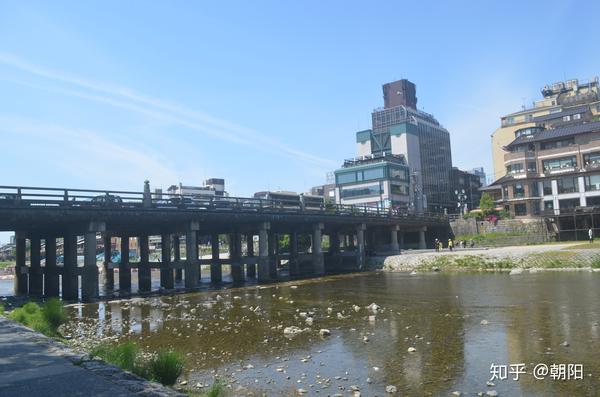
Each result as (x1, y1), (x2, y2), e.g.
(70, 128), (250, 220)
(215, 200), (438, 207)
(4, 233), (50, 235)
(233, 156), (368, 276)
(63, 272), (600, 396)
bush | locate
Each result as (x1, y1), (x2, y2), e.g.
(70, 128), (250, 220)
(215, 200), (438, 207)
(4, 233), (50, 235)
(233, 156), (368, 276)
(91, 341), (143, 375)
(149, 350), (184, 386)
(0, 303), (4, 316)
(42, 298), (66, 329)
(204, 381), (226, 397)
(9, 300), (65, 337)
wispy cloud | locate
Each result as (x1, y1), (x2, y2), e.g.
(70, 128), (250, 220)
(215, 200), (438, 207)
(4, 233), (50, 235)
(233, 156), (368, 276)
(0, 52), (337, 167)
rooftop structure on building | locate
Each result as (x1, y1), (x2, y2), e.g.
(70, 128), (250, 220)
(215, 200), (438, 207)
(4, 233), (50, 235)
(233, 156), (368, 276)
(167, 178), (227, 198)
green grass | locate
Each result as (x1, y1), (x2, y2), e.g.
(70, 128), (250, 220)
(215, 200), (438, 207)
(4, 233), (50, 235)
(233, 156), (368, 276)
(90, 342), (184, 386)
(566, 241), (600, 250)
(203, 381), (225, 397)
(0, 303), (4, 316)
(8, 299), (66, 337)
(0, 261), (15, 269)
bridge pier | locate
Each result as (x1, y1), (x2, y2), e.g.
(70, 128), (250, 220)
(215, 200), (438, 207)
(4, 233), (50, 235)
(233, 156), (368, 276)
(185, 223), (199, 289)
(289, 231), (299, 277)
(138, 235), (151, 292)
(103, 235), (114, 291)
(230, 232), (243, 283)
(14, 233), (27, 296)
(419, 227), (427, 249)
(210, 233), (222, 283)
(173, 235), (183, 282)
(313, 223), (324, 276)
(348, 233), (355, 250)
(356, 224), (366, 270)
(399, 232), (405, 250)
(62, 234), (78, 300)
(82, 231), (99, 302)
(390, 225), (400, 254)
(119, 236), (131, 293)
(161, 234), (174, 289)
(246, 234), (256, 278)
(268, 230), (278, 279)
(29, 237), (43, 296)
(258, 222), (271, 282)
(45, 237), (59, 297)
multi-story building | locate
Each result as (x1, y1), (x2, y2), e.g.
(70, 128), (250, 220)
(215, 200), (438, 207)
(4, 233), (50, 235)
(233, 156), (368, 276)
(449, 167), (483, 212)
(491, 77), (600, 182)
(167, 178), (228, 198)
(470, 167), (487, 187)
(334, 153), (411, 210)
(309, 184), (336, 202)
(354, 79), (454, 212)
(495, 120), (600, 217)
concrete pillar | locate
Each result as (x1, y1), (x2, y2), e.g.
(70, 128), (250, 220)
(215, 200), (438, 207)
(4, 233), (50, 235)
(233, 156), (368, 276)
(62, 234), (78, 300)
(230, 232), (244, 283)
(399, 232), (405, 250)
(418, 228), (427, 249)
(268, 231), (278, 279)
(329, 231), (340, 254)
(160, 234), (174, 289)
(313, 223), (325, 276)
(28, 237), (43, 296)
(185, 224), (199, 289)
(119, 236), (131, 293)
(258, 222), (271, 282)
(289, 231), (299, 277)
(348, 233), (355, 249)
(173, 235), (183, 282)
(44, 237), (59, 297)
(356, 224), (366, 270)
(103, 235), (114, 290)
(578, 176), (587, 207)
(390, 225), (400, 254)
(14, 233), (27, 296)
(210, 233), (222, 283)
(246, 234), (256, 278)
(138, 236), (151, 292)
(82, 232), (99, 302)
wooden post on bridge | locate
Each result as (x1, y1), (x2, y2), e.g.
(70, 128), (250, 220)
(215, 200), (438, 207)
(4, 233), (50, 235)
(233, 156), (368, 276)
(173, 234), (182, 282)
(390, 225), (400, 254)
(312, 223), (324, 276)
(62, 233), (78, 300)
(138, 235), (151, 292)
(44, 237), (59, 297)
(28, 237), (43, 296)
(268, 230), (278, 280)
(246, 234), (256, 278)
(258, 222), (271, 282)
(14, 232), (28, 296)
(160, 234), (174, 289)
(82, 229), (100, 302)
(230, 231), (243, 283)
(356, 224), (366, 270)
(185, 222), (199, 289)
(103, 234), (114, 290)
(119, 236), (131, 293)
(289, 231), (299, 277)
(210, 233), (222, 283)
(419, 227), (427, 249)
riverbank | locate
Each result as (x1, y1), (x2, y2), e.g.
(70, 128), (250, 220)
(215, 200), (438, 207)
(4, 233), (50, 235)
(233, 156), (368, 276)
(380, 242), (600, 272)
(0, 316), (184, 397)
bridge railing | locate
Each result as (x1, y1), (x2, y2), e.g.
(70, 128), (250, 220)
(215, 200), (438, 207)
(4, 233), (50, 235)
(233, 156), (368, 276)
(0, 185), (448, 222)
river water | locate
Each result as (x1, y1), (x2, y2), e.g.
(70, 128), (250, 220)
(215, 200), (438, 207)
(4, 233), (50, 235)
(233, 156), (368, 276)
(62, 272), (600, 396)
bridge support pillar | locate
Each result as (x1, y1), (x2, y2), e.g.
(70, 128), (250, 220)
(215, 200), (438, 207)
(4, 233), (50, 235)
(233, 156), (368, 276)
(185, 223), (200, 289)
(289, 231), (299, 277)
(419, 227), (427, 249)
(230, 232), (244, 283)
(62, 234), (78, 300)
(160, 234), (174, 289)
(258, 222), (271, 282)
(138, 235), (151, 292)
(313, 223), (324, 276)
(268, 231), (278, 279)
(348, 233), (355, 250)
(14, 233), (27, 296)
(29, 237), (43, 296)
(329, 231), (340, 254)
(390, 225), (400, 254)
(246, 234), (256, 278)
(119, 236), (131, 293)
(103, 235), (114, 291)
(82, 231), (99, 302)
(44, 237), (59, 297)
(356, 224), (366, 270)
(399, 232), (405, 250)
(173, 235), (183, 283)
(210, 233), (222, 283)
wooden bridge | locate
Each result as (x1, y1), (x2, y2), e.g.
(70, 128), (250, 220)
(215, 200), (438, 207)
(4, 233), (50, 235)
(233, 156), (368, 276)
(0, 183), (449, 301)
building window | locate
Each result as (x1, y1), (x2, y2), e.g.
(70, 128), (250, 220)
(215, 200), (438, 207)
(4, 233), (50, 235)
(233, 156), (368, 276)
(389, 167), (409, 181)
(584, 152), (600, 166)
(514, 204), (527, 216)
(336, 172), (356, 184)
(390, 184), (409, 196)
(542, 180), (553, 195)
(585, 175), (600, 191)
(512, 183), (525, 198)
(540, 138), (575, 150)
(559, 198), (580, 210)
(363, 167), (385, 181)
(544, 201), (554, 211)
(562, 115), (571, 122)
(506, 163), (524, 175)
(340, 184), (382, 198)
(573, 113), (581, 120)
(530, 182), (539, 196)
(527, 162), (537, 172)
(503, 186), (509, 199)
(506, 116), (516, 125)
(557, 176), (579, 194)
(542, 156), (577, 171)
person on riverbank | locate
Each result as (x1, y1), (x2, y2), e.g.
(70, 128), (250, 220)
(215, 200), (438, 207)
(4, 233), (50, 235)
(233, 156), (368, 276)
(434, 238), (440, 252)
(589, 228), (594, 243)
(448, 238), (454, 251)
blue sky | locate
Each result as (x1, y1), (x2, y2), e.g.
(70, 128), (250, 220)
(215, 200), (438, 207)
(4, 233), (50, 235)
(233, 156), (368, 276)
(0, 1), (599, 241)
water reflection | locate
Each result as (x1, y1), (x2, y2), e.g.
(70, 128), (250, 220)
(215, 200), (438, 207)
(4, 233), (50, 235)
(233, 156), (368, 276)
(64, 272), (600, 396)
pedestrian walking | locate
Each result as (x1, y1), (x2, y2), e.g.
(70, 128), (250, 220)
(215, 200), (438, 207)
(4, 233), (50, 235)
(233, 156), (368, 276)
(589, 228), (594, 243)
(448, 238), (453, 251)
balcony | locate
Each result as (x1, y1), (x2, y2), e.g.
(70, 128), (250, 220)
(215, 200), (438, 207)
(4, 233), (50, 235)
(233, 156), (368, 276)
(503, 151), (536, 162)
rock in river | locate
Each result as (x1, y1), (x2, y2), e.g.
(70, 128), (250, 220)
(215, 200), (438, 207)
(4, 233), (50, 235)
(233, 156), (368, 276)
(386, 385), (398, 394)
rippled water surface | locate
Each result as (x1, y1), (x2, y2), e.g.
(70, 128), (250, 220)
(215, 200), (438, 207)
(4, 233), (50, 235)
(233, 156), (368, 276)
(64, 272), (600, 396)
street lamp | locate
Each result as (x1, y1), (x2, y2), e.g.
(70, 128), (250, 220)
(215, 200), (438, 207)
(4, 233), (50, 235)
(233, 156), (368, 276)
(455, 189), (467, 215)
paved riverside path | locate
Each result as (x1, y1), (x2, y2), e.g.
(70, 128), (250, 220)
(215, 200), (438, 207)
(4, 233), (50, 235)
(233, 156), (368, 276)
(0, 317), (182, 397)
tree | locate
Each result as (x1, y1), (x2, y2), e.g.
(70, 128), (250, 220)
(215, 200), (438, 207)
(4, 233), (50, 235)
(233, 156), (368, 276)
(479, 192), (495, 216)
